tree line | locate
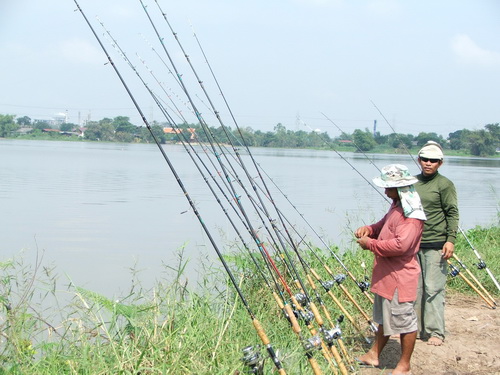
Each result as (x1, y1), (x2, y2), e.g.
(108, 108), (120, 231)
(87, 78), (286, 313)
(1, 113), (499, 157)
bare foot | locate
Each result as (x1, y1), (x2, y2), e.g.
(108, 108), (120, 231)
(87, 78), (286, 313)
(427, 336), (443, 346)
(356, 353), (379, 367)
(390, 364), (412, 375)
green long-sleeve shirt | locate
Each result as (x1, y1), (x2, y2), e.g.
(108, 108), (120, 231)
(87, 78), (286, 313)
(414, 171), (459, 248)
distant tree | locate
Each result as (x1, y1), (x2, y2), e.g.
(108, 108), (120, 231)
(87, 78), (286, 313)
(60, 122), (77, 132)
(0, 114), (18, 137)
(234, 126), (255, 146)
(469, 129), (496, 156)
(16, 116), (32, 126)
(33, 121), (50, 131)
(352, 129), (376, 151)
(114, 132), (135, 143)
(151, 125), (167, 143)
(374, 131), (388, 145)
(387, 133), (414, 149)
(135, 125), (166, 143)
(85, 121), (114, 141)
(415, 132), (445, 147)
(485, 123), (500, 141)
(448, 129), (471, 150)
(258, 130), (276, 147)
(113, 116), (137, 134)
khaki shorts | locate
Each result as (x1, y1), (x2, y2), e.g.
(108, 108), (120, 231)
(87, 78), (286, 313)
(373, 289), (417, 336)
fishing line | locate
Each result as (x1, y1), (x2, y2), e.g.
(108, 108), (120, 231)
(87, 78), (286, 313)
(143, 6), (364, 371)
(73, 2), (287, 372)
(142, 1), (323, 317)
(334, 102), (498, 305)
(188, 24), (379, 333)
(101, 17), (302, 321)
(458, 227), (500, 292)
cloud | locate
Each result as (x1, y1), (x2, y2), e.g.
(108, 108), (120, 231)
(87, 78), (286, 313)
(451, 34), (500, 66)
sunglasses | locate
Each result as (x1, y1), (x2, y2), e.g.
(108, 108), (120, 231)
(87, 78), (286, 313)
(420, 157), (441, 163)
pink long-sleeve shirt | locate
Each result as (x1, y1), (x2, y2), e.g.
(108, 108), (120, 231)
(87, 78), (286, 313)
(364, 202), (424, 303)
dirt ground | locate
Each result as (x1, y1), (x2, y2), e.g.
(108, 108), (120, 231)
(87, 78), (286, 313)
(357, 292), (500, 375)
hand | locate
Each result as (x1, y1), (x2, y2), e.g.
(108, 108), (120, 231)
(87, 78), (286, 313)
(441, 242), (454, 260)
(357, 236), (370, 250)
(355, 226), (371, 238)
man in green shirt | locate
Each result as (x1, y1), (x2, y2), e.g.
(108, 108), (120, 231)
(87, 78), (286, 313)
(413, 141), (459, 346)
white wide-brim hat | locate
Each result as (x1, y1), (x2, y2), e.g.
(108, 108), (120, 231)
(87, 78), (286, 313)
(373, 164), (418, 188)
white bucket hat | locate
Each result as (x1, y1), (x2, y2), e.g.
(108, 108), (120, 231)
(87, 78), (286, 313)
(418, 140), (444, 160)
(372, 164), (418, 188)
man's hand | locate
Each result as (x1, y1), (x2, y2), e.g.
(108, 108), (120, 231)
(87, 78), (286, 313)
(355, 226), (371, 239)
(441, 242), (454, 260)
(357, 236), (370, 250)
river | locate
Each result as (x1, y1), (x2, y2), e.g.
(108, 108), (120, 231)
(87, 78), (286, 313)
(1, 139), (498, 297)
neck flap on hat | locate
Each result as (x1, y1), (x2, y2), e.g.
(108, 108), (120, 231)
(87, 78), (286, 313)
(397, 186), (427, 221)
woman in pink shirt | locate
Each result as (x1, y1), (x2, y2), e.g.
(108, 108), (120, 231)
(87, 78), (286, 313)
(355, 164), (426, 375)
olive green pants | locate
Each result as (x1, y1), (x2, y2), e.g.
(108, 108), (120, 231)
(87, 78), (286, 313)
(414, 248), (448, 340)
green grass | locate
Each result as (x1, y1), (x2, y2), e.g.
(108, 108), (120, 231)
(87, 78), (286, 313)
(0, 226), (498, 374)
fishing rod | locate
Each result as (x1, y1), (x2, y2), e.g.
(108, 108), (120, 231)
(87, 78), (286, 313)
(191, 130), (374, 345)
(205, 133), (378, 338)
(292, 278), (350, 375)
(321, 112), (382, 174)
(180, 45), (376, 354)
(447, 260), (496, 309)
(285, 234), (357, 375)
(327, 111), (499, 308)
(119, 38), (296, 318)
(137, 61), (334, 373)
(452, 253), (497, 306)
(104, 22), (338, 371)
(458, 227), (500, 293)
(144, 9), (363, 372)
(89, 4), (360, 374)
(143, 5), (375, 371)
(291, 252), (370, 366)
(73, 2), (288, 372)
(143, 1), (334, 325)
(176, 35), (376, 352)
(369, 101), (500, 297)
(188, 19), (378, 329)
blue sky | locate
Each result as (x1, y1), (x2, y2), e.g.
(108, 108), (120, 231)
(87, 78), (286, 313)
(1, 0), (499, 138)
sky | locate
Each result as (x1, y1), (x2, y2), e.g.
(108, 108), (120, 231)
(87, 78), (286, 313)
(1, 0), (499, 138)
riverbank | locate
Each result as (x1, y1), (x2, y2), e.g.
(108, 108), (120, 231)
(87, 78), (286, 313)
(0, 225), (498, 374)
(359, 291), (500, 375)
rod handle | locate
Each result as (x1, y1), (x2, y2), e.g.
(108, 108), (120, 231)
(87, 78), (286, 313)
(252, 318), (270, 345)
(284, 303), (302, 334)
(308, 356), (323, 375)
(309, 302), (324, 326)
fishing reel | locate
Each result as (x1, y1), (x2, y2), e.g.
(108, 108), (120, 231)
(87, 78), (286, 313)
(298, 308), (315, 325)
(337, 315), (344, 325)
(320, 326), (342, 344)
(476, 260), (487, 270)
(357, 276), (371, 292)
(322, 314), (345, 344)
(334, 274), (346, 284)
(448, 263), (460, 277)
(320, 280), (335, 292)
(294, 292), (308, 307)
(302, 334), (322, 354)
(240, 345), (265, 375)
